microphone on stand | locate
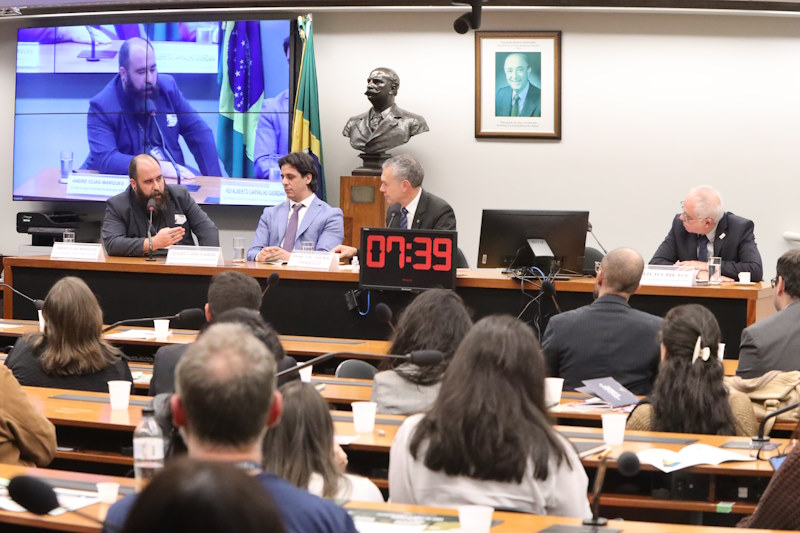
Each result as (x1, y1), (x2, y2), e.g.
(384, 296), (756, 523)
(374, 302), (396, 333)
(541, 280), (561, 314)
(277, 349), (444, 379)
(261, 272), (280, 299)
(583, 451), (641, 528)
(146, 198), (156, 262)
(101, 308), (204, 334)
(0, 283), (44, 311)
(386, 203), (402, 228)
(85, 25), (99, 62)
(752, 401), (800, 445)
(8, 476), (121, 532)
(146, 99), (182, 186)
(587, 221), (608, 255)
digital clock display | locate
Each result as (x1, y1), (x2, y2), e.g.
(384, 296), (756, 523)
(359, 228), (457, 291)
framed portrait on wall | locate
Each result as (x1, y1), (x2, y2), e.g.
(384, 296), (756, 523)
(475, 31), (561, 139)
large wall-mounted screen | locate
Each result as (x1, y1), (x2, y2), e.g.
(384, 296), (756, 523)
(14, 19), (292, 206)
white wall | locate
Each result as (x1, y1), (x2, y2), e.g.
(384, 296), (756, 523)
(1, 9), (798, 276)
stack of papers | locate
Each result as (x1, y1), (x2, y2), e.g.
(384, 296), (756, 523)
(637, 443), (754, 473)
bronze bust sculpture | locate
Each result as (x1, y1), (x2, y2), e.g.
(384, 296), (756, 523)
(342, 67), (429, 175)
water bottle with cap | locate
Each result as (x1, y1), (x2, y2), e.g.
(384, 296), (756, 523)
(351, 256), (360, 272)
(133, 408), (164, 492)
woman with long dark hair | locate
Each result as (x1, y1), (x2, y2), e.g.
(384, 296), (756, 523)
(389, 315), (590, 516)
(263, 381), (383, 502)
(5, 276), (132, 392)
(627, 304), (756, 436)
(371, 289), (472, 415)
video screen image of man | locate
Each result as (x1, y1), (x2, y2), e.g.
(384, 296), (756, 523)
(495, 52), (542, 118)
(83, 37), (221, 180)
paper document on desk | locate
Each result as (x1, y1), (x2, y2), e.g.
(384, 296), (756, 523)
(105, 329), (171, 340)
(0, 323), (22, 330)
(637, 443), (754, 473)
(0, 480), (100, 514)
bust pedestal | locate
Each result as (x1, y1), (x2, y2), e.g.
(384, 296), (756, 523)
(340, 175), (387, 247)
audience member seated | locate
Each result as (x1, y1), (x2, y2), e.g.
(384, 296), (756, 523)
(121, 458), (286, 533)
(0, 365), (56, 466)
(627, 304), (757, 436)
(371, 289), (472, 415)
(5, 277), (132, 392)
(263, 381), (384, 502)
(542, 248), (662, 395)
(737, 249), (800, 378)
(149, 271), (297, 396)
(389, 315), (591, 517)
(737, 424), (800, 529)
(105, 324), (357, 533)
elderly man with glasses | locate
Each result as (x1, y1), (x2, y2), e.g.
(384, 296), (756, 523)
(649, 185), (763, 282)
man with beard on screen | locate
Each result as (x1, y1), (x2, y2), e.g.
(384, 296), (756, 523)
(83, 37), (221, 179)
(102, 154), (219, 256)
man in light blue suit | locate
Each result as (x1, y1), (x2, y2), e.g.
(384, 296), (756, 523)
(247, 151), (344, 262)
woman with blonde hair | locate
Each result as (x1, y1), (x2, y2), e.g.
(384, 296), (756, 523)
(5, 276), (132, 391)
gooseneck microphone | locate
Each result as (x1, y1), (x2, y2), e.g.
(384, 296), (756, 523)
(101, 308), (205, 334)
(583, 451), (641, 528)
(374, 302), (396, 333)
(541, 279), (561, 314)
(146, 99), (182, 185)
(587, 221), (608, 255)
(753, 400), (800, 444)
(276, 349), (444, 379)
(386, 203), (402, 228)
(261, 272), (280, 299)
(0, 283), (44, 311)
(85, 25), (99, 62)
(146, 198), (156, 262)
(8, 476), (121, 532)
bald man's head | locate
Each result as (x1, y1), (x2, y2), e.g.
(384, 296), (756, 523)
(599, 248), (645, 296)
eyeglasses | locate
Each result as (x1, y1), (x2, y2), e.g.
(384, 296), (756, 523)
(771, 276), (779, 288)
(679, 201), (700, 222)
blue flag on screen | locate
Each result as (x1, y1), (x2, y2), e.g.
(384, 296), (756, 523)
(217, 21), (265, 178)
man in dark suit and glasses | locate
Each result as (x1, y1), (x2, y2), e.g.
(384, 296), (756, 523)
(649, 185), (763, 282)
(333, 154), (456, 260)
(542, 248), (662, 395)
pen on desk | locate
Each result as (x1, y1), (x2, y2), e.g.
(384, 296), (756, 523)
(597, 448), (612, 460)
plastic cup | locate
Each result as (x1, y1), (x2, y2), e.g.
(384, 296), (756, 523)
(739, 272), (751, 284)
(298, 364), (313, 383)
(37, 310), (45, 332)
(232, 236), (246, 263)
(544, 377), (564, 408)
(602, 413), (627, 445)
(60, 150), (73, 184)
(351, 401), (377, 434)
(707, 256), (722, 285)
(108, 380), (131, 410)
(153, 319), (170, 339)
(96, 482), (120, 504)
(62, 229), (75, 243)
(457, 505), (494, 533)
(301, 241), (314, 253)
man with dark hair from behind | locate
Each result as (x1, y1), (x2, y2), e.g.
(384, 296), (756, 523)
(737, 249), (800, 378)
(104, 324), (358, 533)
(149, 271), (296, 396)
(542, 247), (662, 395)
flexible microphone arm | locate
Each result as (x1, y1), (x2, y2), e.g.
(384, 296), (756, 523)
(146, 199), (156, 262)
(85, 25), (99, 62)
(0, 283), (44, 311)
(101, 308), (203, 334)
(583, 451), (640, 528)
(276, 349), (444, 379)
(147, 100), (182, 185)
(587, 221), (608, 254)
(753, 400), (800, 443)
(261, 272), (280, 299)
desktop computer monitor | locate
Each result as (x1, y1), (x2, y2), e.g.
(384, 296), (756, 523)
(477, 210), (589, 274)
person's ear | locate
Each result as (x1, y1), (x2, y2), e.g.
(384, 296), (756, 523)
(304, 173), (312, 186)
(267, 390), (283, 428)
(596, 269), (604, 286)
(204, 303), (212, 323)
(130, 178), (137, 191)
(171, 394), (186, 429)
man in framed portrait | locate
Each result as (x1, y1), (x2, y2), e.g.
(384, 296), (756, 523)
(495, 52), (541, 118)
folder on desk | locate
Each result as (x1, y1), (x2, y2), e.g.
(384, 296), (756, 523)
(581, 377), (639, 408)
